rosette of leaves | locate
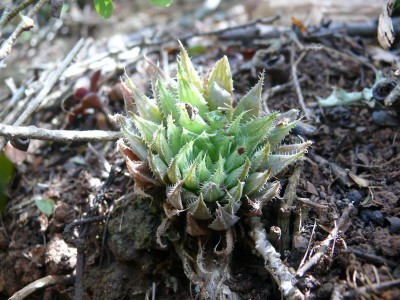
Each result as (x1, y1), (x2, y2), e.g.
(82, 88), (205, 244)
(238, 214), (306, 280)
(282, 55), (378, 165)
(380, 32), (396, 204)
(118, 44), (311, 232)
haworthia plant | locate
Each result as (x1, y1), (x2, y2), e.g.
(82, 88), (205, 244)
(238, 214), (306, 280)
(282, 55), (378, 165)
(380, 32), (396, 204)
(118, 42), (311, 231)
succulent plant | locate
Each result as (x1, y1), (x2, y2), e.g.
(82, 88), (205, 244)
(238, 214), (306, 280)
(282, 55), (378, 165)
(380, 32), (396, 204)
(118, 44), (311, 232)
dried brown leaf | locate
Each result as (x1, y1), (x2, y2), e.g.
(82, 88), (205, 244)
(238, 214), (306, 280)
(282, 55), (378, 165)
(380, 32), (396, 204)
(377, 0), (395, 49)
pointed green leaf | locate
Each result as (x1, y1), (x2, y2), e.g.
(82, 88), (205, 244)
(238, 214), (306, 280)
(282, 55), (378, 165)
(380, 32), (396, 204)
(175, 140), (194, 173)
(233, 72), (264, 121)
(157, 80), (180, 122)
(120, 127), (148, 162)
(225, 145), (247, 172)
(264, 141), (311, 176)
(124, 77), (162, 123)
(166, 180), (185, 210)
(210, 155), (226, 185)
(197, 153), (212, 183)
(226, 181), (244, 202)
(208, 203), (240, 230)
(206, 56), (233, 98)
(254, 181), (281, 204)
(268, 119), (299, 150)
(200, 182), (224, 203)
(148, 152), (168, 183)
(227, 111), (246, 136)
(153, 127), (172, 163)
(177, 102), (210, 134)
(178, 40), (203, 93)
(166, 115), (183, 156)
(223, 196), (241, 215)
(238, 112), (278, 154)
(243, 169), (271, 196)
(205, 110), (227, 131)
(183, 163), (200, 190)
(251, 143), (270, 172)
(206, 82), (233, 114)
(167, 156), (181, 183)
(187, 193), (212, 220)
(131, 114), (159, 145)
(224, 157), (250, 189)
(178, 63), (208, 116)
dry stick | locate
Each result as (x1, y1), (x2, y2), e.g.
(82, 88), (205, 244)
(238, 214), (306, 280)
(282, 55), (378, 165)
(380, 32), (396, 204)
(0, 124), (122, 142)
(297, 219), (317, 269)
(180, 15), (280, 40)
(296, 203), (354, 277)
(9, 275), (73, 300)
(247, 217), (304, 300)
(345, 247), (398, 268)
(343, 278), (400, 298)
(0, 38), (85, 151)
(278, 162), (303, 253)
(289, 46), (310, 120)
(0, 0), (39, 30)
(262, 78), (307, 114)
(0, 0), (49, 61)
(310, 43), (377, 73)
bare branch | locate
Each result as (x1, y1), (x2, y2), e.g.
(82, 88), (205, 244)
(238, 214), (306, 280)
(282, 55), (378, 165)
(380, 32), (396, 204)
(0, 124), (122, 143)
(0, 0), (50, 61)
(296, 203), (353, 277)
(247, 217), (304, 300)
(344, 278), (400, 298)
(0, 0), (39, 30)
(290, 45), (310, 120)
(0, 38), (85, 150)
(9, 275), (73, 300)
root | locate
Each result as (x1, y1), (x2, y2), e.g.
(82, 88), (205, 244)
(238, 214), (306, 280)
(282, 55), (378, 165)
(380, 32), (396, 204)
(173, 235), (239, 300)
(213, 227), (234, 256)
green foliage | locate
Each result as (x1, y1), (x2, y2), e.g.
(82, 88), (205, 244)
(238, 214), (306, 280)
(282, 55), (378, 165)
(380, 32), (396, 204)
(93, 0), (114, 18)
(34, 196), (56, 216)
(119, 43), (311, 231)
(0, 153), (14, 213)
(92, 0), (174, 18)
(149, 0), (174, 7)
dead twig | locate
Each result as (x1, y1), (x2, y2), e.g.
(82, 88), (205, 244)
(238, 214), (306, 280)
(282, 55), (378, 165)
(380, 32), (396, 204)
(262, 78), (306, 114)
(9, 275), (74, 300)
(0, 0), (39, 31)
(181, 15), (280, 40)
(0, 124), (122, 142)
(0, 38), (85, 151)
(296, 203), (353, 277)
(303, 43), (377, 73)
(0, 0), (50, 61)
(345, 247), (398, 268)
(298, 220), (317, 269)
(247, 217), (304, 300)
(289, 45), (310, 120)
(344, 278), (400, 299)
(278, 162), (303, 252)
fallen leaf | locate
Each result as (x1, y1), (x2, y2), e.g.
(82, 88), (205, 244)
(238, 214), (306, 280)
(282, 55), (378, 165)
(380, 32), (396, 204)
(377, 0), (395, 49)
(347, 170), (370, 188)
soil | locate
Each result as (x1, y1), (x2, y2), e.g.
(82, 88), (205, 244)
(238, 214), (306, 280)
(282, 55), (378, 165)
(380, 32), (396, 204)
(1, 1), (399, 299)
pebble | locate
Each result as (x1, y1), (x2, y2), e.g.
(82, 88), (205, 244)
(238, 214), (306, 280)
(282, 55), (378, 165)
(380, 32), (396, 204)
(360, 209), (384, 226)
